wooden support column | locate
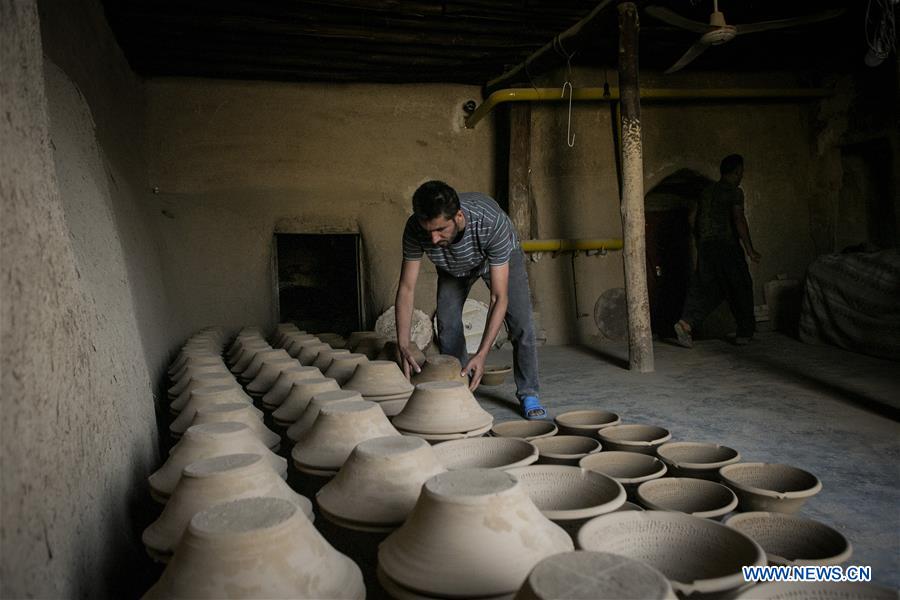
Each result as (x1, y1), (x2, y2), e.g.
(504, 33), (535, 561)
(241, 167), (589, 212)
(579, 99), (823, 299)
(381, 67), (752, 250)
(508, 104), (537, 241)
(617, 2), (654, 372)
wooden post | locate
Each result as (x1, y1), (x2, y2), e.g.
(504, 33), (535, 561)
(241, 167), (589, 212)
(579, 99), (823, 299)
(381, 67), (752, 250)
(508, 104), (537, 241)
(617, 2), (654, 372)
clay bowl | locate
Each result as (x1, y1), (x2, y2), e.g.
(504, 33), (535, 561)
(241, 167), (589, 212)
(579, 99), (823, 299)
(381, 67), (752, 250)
(169, 355), (225, 382)
(284, 334), (319, 358)
(148, 422), (287, 503)
(169, 385), (256, 436)
(238, 348), (290, 382)
(410, 354), (468, 386)
(226, 335), (266, 363)
(491, 420), (558, 441)
(577, 511), (766, 597)
(143, 497), (365, 600)
(323, 353), (369, 386)
(392, 381), (493, 435)
(285, 390), (364, 443)
(432, 437), (539, 471)
(532, 435), (601, 466)
(732, 581), (898, 599)
(395, 422), (492, 444)
(353, 335), (389, 360)
(291, 399), (401, 476)
(347, 330), (382, 350)
(190, 403), (280, 451)
(378, 469), (573, 599)
(378, 340), (426, 368)
(636, 477), (738, 520)
(514, 551), (676, 600)
(725, 512), (853, 566)
(259, 365), (323, 410)
(579, 451), (668, 498)
(168, 363), (230, 399)
(229, 342), (272, 373)
(316, 332), (347, 349)
(169, 372), (240, 414)
(506, 465), (626, 521)
(595, 424), (671, 454)
(142, 453), (313, 562)
(656, 441), (741, 480)
(245, 356), (300, 396)
(344, 360), (414, 399)
(297, 342), (333, 367)
(719, 462), (822, 514)
(480, 365), (512, 386)
(312, 347), (350, 371)
(316, 436), (446, 532)
(272, 377), (341, 427)
(168, 351), (220, 377)
(554, 409), (621, 437)
(618, 501), (644, 511)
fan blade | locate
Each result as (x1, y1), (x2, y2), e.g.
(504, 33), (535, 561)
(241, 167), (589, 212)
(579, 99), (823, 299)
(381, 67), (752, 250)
(645, 6), (711, 34)
(735, 8), (845, 35)
(665, 40), (711, 74)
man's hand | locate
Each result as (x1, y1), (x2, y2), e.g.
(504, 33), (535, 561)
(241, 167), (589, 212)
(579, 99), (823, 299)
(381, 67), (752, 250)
(747, 249), (761, 264)
(462, 352), (487, 391)
(398, 344), (422, 380)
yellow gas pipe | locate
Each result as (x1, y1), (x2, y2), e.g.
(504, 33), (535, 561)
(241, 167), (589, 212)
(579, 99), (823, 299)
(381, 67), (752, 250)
(520, 238), (623, 253)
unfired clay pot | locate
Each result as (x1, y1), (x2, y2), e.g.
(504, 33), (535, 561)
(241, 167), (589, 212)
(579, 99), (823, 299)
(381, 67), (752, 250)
(347, 330), (381, 350)
(636, 477), (738, 520)
(514, 551), (676, 600)
(226, 334), (266, 364)
(554, 409), (621, 437)
(170, 372), (241, 414)
(491, 420), (558, 441)
(378, 469), (574, 598)
(260, 366), (323, 410)
(392, 381), (493, 435)
(352, 335), (389, 360)
(169, 385), (256, 437)
(245, 356), (301, 396)
(316, 436), (446, 531)
(577, 511), (765, 597)
(432, 437), (539, 470)
(291, 399), (401, 475)
(343, 360), (414, 399)
(190, 403), (280, 451)
(316, 332), (347, 349)
(732, 581), (897, 599)
(240, 348), (291, 382)
(169, 351), (221, 377)
(312, 347), (350, 371)
(719, 462), (822, 514)
(410, 354), (468, 386)
(142, 453), (313, 561)
(395, 423), (493, 443)
(272, 377), (341, 427)
(579, 451), (667, 499)
(532, 435), (601, 466)
(725, 512), (852, 566)
(323, 353), (369, 386)
(149, 422), (287, 503)
(168, 362), (230, 398)
(143, 497), (364, 600)
(271, 322), (300, 347)
(506, 465), (626, 521)
(656, 441), (741, 480)
(595, 424), (671, 454)
(284, 334), (319, 358)
(298, 342), (332, 366)
(480, 365), (511, 386)
(170, 355), (225, 382)
(285, 390), (364, 443)
(229, 342), (272, 374)
(377, 340), (426, 369)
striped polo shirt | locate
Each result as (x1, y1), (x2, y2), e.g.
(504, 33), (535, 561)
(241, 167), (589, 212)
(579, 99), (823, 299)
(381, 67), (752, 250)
(402, 192), (518, 278)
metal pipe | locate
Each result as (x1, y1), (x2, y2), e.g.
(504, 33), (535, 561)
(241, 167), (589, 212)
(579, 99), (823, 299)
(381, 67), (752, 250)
(465, 86), (831, 128)
(520, 238), (623, 252)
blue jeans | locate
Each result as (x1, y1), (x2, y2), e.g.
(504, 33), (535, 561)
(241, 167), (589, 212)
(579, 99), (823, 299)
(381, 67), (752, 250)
(435, 249), (540, 399)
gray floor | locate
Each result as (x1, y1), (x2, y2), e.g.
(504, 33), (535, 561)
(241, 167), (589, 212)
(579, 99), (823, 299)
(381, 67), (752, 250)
(476, 332), (900, 590)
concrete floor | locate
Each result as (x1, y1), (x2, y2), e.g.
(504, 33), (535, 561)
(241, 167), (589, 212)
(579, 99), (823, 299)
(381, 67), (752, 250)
(477, 332), (900, 590)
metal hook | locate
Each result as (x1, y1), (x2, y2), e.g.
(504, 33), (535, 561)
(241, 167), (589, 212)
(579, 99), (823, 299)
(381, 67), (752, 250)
(561, 81), (575, 148)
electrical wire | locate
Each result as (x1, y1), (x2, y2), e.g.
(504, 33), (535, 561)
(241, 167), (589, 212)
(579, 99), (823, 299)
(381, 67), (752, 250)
(865, 0), (897, 63)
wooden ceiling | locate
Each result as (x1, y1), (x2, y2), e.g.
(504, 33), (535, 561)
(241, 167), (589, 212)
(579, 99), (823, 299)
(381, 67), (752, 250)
(102, 0), (866, 87)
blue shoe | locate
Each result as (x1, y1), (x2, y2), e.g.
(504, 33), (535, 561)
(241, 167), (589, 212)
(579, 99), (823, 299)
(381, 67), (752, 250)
(519, 395), (547, 420)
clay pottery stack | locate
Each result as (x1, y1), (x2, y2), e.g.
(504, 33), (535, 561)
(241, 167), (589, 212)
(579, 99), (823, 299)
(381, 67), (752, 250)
(656, 441), (741, 480)
(283, 333), (319, 358)
(636, 477), (738, 520)
(272, 377), (340, 427)
(347, 330), (381, 350)
(169, 343), (222, 376)
(229, 340), (271, 373)
(323, 353), (369, 386)
(225, 329), (265, 363)
(245, 356), (301, 399)
(291, 399), (401, 476)
(312, 347), (351, 371)
(149, 422), (287, 503)
(142, 453), (313, 562)
(285, 390), (363, 443)
(353, 335), (389, 360)
(298, 342), (333, 366)
(433, 437), (539, 470)
(377, 340), (426, 369)
(343, 360), (414, 416)
(144, 497), (365, 600)
(733, 582), (898, 600)
(480, 365), (512, 386)
(170, 372), (241, 414)
(168, 360), (230, 400)
(410, 354), (468, 386)
(579, 451), (667, 499)
(719, 463), (822, 514)
(491, 420), (558, 441)
(392, 381), (494, 441)
(378, 469), (573, 599)
(577, 511), (766, 597)
(260, 366), (323, 410)
(190, 403), (280, 451)
(239, 348), (291, 383)
(533, 435), (601, 465)
(514, 551), (676, 600)
(596, 423), (671, 454)
(316, 436), (446, 532)
(317, 332), (347, 349)
(170, 385), (256, 437)
(270, 322), (301, 347)
(724, 512), (852, 566)
(554, 409), (621, 437)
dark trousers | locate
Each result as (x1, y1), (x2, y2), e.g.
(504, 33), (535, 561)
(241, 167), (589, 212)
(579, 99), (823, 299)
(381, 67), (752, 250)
(435, 249), (540, 399)
(682, 241), (756, 337)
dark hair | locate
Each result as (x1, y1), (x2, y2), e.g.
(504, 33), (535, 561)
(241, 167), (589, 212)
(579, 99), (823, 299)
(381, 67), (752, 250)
(720, 154), (744, 176)
(412, 180), (460, 220)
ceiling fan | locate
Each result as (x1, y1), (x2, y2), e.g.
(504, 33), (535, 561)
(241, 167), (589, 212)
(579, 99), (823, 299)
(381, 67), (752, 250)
(646, 0), (846, 73)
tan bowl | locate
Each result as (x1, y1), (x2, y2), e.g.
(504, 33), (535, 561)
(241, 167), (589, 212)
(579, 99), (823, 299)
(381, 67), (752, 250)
(272, 377), (340, 426)
(312, 347), (350, 372)
(480, 365), (512, 386)
(168, 351), (221, 377)
(596, 424), (671, 454)
(411, 354), (468, 386)
(352, 336), (389, 360)
(392, 381), (493, 435)
(506, 465), (626, 521)
(284, 334), (319, 358)
(347, 330), (381, 350)
(239, 348), (290, 381)
(732, 581), (898, 599)
(168, 363), (230, 398)
(229, 342), (272, 373)
(725, 512), (852, 566)
(532, 435), (601, 466)
(323, 353), (369, 386)
(170, 372), (240, 414)
(656, 441), (741, 480)
(344, 360), (414, 398)
(579, 451), (668, 497)
(433, 437), (539, 471)
(169, 385), (256, 436)
(554, 409), (621, 437)
(297, 342), (333, 366)
(395, 422), (492, 443)
(491, 420), (558, 441)
(316, 332), (347, 349)
(286, 390), (364, 443)
(636, 477), (738, 520)
(245, 356), (300, 395)
(719, 462), (822, 514)
(260, 366), (323, 410)
(577, 511), (766, 597)
(191, 402), (280, 451)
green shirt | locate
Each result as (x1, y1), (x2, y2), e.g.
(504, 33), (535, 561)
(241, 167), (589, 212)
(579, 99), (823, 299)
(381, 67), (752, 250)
(696, 180), (743, 243)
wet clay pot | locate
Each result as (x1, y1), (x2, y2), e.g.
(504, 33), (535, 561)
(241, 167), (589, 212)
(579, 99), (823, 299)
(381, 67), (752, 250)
(149, 422), (287, 503)
(240, 348), (291, 382)
(291, 399), (401, 476)
(190, 403), (280, 451)
(168, 362), (230, 399)
(554, 409), (621, 437)
(297, 342), (333, 366)
(532, 435), (601, 466)
(143, 497), (365, 600)
(410, 354), (468, 386)
(491, 420), (558, 441)
(732, 581), (898, 599)
(595, 424), (672, 455)
(260, 366), (323, 410)
(323, 353), (369, 386)
(285, 390), (364, 443)
(229, 342), (272, 373)
(245, 356), (301, 396)
(656, 441), (741, 480)
(170, 385), (257, 437)
(170, 373), (241, 414)
(432, 437), (539, 470)
(392, 381), (493, 435)
(316, 436), (446, 531)
(379, 469), (573, 598)
(725, 512), (852, 566)
(636, 477), (738, 520)
(272, 377), (341, 427)
(343, 360), (414, 399)
(506, 465), (626, 522)
(577, 511), (765, 597)
(142, 453), (313, 562)
(579, 451), (667, 499)
(514, 551), (676, 600)
(312, 348), (350, 372)
(719, 462), (822, 514)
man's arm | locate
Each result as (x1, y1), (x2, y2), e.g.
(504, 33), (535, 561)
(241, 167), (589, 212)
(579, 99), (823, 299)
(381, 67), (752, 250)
(395, 259), (422, 378)
(732, 205), (761, 263)
(463, 263), (509, 391)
